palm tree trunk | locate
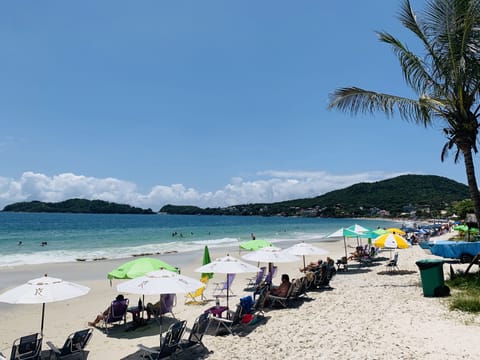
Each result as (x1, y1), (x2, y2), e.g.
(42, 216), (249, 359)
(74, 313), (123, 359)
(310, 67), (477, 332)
(463, 149), (480, 227)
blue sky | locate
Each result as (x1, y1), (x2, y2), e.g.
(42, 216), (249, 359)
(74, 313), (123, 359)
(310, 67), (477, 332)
(0, 0), (474, 210)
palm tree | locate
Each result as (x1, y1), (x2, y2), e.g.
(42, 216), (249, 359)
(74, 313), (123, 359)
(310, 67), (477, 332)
(328, 0), (480, 225)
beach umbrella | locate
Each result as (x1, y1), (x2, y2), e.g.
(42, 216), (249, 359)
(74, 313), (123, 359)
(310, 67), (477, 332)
(326, 228), (361, 260)
(242, 246), (299, 281)
(107, 257), (178, 281)
(239, 239), (272, 251)
(201, 246), (213, 280)
(195, 255), (260, 308)
(374, 233), (410, 249)
(347, 224), (372, 233)
(283, 242), (328, 269)
(373, 228), (388, 235)
(386, 227), (406, 236)
(0, 274), (90, 336)
(117, 269), (203, 347)
(453, 224), (468, 232)
(241, 246), (300, 264)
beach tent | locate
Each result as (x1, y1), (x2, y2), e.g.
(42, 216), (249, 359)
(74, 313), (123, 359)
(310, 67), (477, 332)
(0, 275), (89, 336)
(239, 239), (272, 251)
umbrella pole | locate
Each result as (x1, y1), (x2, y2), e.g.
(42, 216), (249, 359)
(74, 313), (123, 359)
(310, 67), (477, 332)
(226, 274), (229, 310)
(343, 236), (348, 259)
(303, 255), (306, 270)
(41, 303), (45, 336)
(159, 295), (162, 348)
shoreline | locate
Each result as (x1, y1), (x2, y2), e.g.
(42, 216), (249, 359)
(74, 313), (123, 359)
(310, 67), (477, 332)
(2, 231), (478, 359)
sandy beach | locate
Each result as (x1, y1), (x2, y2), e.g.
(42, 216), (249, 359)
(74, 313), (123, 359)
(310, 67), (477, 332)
(1, 233), (479, 360)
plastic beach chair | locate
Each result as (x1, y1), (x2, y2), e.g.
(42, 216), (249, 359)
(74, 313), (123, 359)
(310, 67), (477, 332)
(137, 320), (187, 360)
(10, 333), (42, 360)
(213, 273), (235, 296)
(46, 328), (92, 359)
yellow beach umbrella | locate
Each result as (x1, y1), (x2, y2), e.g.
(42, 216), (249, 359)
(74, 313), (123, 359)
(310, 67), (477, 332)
(386, 227), (406, 236)
(374, 233), (410, 249)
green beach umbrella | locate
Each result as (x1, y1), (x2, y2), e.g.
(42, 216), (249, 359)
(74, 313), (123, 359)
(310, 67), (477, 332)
(107, 257), (178, 280)
(373, 228), (389, 235)
(239, 239), (272, 251)
(201, 246), (213, 280)
(453, 224), (469, 232)
(347, 224), (372, 233)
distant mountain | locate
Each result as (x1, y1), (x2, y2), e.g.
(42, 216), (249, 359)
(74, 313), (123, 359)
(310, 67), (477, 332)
(160, 174), (470, 218)
(2, 198), (155, 214)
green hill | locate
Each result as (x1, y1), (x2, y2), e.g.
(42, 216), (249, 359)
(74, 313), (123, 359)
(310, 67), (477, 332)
(160, 174), (470, 218)
(2, 198), (155, 214)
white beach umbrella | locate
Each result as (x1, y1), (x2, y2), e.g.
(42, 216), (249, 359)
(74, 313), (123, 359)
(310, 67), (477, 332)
(0, 274), (90, 336)
(284, 242), (329, 269)
(242, 246), (300, 283)
(241, 246), (300, 263)
(195, 255), (260, 308)
(117, 269), (204, 295)
(117, 269), (204, 347)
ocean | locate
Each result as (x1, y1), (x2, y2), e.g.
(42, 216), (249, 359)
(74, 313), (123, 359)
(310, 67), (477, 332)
(0, 212), (401, 267)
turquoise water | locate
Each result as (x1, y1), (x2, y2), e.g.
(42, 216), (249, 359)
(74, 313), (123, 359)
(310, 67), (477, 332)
(0, 212), (400, 267)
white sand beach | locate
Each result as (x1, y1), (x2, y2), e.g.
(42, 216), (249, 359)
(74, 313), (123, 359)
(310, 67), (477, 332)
(1, 232), (480, 359)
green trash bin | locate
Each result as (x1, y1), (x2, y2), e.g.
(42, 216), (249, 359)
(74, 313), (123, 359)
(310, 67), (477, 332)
(415, 259), (445, 297)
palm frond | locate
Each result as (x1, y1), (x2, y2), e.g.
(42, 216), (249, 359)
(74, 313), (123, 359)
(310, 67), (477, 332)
(328, 87), (431, 125)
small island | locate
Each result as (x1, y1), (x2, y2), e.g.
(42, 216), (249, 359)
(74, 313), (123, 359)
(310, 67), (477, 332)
(2, 198), (155, 214)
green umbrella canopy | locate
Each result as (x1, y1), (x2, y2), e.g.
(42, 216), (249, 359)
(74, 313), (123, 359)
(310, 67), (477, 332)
(108, 257), (178, 280)
(373, 228), (389, 235)
(201, 246), (213, 280)
(239, 239), (272, 251)
(357, 230), (380, 239)
(453, 224), (469, 232)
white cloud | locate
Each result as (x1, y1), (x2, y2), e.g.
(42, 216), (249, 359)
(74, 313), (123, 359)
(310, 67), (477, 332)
(0, 170), (407, 210)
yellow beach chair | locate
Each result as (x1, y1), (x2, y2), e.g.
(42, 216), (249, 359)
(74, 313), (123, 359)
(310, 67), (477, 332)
(184, 276), (209, 305)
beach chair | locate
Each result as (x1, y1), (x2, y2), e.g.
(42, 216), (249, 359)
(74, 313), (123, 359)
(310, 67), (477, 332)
(46, 328), (92, 360)
(386, 253), (399, 271)
(267, 282), (294, 308)
(137, 320), (187, 360)
(336, 257), (348, 271)
(245, 266), (266, 289)
(10, 333), (42, 360)
(179, 312), (209, 351)
(147, 294), (176, 321)
(206, 304), (243, 336)
(102, 298), (129, 333)
(185, 277), (208, 304)
(263, 265), (277, 285)
(213, 273), (235, 297)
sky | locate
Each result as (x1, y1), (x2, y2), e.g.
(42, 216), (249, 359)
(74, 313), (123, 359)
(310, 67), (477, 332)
(0, 0), (476, 211)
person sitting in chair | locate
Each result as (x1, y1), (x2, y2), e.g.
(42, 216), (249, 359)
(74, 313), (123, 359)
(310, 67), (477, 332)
(262, 274), (291, 307)
(88, 294), (126, 326)
(300, 260), (322, 272)
(146, 294), (175, 319)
